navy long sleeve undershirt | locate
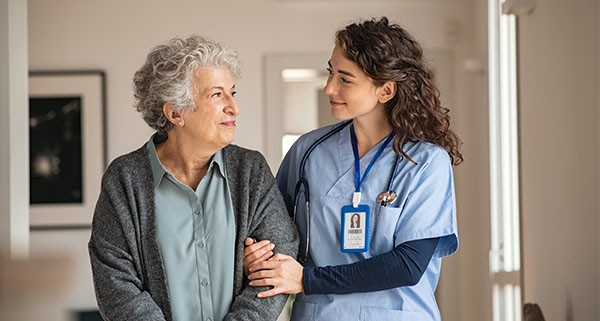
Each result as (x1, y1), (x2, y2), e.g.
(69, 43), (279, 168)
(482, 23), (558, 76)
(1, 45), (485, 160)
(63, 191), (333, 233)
(302, 237), (439, 295)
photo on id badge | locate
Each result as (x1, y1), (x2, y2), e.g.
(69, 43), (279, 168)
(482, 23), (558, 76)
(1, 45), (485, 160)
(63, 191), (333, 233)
(341, 205), (369, 252)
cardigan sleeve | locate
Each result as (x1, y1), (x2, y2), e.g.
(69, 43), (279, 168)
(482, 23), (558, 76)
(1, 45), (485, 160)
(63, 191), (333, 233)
(88, 177), (167, 321)
(224, 150), (299, 321)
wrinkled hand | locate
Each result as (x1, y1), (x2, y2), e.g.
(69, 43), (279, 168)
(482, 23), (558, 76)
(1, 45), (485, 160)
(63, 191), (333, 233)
(243, 238), (275, 276)
(247, 253), (304, 298)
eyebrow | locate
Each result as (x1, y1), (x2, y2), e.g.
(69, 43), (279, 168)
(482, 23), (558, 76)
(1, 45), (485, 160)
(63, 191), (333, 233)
(206, 84), (236, 93)
(328, 61), (356, 78)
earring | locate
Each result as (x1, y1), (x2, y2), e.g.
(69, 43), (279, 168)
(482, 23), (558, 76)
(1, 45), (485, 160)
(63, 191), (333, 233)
(179, 121), (184, 127)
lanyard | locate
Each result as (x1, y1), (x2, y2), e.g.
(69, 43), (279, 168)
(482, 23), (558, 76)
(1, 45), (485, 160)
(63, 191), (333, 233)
(350, 124), (394, 207)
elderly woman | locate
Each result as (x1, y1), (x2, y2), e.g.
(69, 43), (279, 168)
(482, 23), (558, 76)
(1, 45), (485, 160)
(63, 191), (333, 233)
(88, 36), (298, 321)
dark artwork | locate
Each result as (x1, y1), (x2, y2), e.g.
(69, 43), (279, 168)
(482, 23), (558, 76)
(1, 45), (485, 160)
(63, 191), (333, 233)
(29, 97), (83, 204)
(72, 310), (104, 321)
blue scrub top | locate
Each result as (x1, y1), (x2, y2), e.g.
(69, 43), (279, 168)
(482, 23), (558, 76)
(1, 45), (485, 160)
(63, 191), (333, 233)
(276, 123), (458, 321)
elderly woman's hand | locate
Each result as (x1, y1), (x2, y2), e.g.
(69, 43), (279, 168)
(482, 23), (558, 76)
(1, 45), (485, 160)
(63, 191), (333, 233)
(243, 238), (275, 276)
(247, 253), (304, 298)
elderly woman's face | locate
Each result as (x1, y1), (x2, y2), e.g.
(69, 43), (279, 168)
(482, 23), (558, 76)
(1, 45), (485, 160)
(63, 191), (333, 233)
(184, 67), (239, 151)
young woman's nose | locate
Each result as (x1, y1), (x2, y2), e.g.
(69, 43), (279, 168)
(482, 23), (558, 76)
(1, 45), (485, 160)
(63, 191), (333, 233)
(324, 76), (337, 96)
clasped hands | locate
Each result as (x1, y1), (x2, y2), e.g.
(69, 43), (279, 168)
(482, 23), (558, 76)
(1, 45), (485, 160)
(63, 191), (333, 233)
(243, 238), (304, 298)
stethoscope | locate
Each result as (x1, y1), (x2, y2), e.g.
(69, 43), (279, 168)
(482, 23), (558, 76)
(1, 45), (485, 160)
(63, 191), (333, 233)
(293, 120), (402, 263)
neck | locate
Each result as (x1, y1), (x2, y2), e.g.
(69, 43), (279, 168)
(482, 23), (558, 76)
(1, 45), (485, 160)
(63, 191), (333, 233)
(352, 108), (393, 158)
(156, 130), (216, 189)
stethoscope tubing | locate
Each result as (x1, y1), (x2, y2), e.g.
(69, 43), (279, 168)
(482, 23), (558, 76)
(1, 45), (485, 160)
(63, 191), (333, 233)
(293, 120), (351, 262)
(292, 120), (400, 263)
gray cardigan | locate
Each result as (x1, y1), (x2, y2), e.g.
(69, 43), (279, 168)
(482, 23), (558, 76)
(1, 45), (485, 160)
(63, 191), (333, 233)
(89, 141), (299, 321)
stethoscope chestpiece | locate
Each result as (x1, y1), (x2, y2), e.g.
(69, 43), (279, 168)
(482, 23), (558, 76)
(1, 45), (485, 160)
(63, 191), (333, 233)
(377, 191), (397, 207)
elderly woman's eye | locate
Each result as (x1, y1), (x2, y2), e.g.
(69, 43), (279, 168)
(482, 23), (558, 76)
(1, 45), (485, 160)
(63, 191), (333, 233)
(212, 92), (222, 98)
(231, 91), (237, 97)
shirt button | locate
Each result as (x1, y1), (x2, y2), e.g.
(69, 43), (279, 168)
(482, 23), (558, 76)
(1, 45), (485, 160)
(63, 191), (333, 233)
(197, 241), (205, 248)
(194, 209), (201, 215)
(201, 279), (208, 286)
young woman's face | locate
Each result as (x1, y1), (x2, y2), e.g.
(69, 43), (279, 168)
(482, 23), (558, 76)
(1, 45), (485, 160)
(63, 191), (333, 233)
(352, 215), (359, 224)
(324, 45), (384, 122)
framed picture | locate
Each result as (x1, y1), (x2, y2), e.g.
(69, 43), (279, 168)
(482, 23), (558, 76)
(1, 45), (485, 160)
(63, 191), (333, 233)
(29, 70), (106, 229)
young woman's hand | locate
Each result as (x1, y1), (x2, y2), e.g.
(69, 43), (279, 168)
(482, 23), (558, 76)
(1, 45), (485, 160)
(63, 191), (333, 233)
(247, 253), (304, 298)
(243, 238), (275, 276)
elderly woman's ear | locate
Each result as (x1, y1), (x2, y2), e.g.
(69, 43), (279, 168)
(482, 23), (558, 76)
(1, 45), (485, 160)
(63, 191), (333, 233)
(162, 103), (184, 127)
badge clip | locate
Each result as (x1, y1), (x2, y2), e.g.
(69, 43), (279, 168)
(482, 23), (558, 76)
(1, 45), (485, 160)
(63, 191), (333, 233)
(352, 192), (361, 208)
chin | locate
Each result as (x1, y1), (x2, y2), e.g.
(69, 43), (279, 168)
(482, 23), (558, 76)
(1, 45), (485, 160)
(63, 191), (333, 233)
(221, 136), (235, 146)
(331, 110), (351, 122)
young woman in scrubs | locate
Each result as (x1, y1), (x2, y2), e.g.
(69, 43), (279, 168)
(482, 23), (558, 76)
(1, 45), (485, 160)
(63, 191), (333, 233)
(244, 17), (462, 321)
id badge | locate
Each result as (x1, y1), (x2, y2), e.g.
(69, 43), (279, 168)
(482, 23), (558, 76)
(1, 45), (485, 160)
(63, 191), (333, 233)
(340, 204), (370, 253)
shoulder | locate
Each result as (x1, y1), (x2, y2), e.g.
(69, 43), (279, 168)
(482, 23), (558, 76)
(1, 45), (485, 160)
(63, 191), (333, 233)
(101, 144), (151, 187)
(222, 144), (273, 181)
(222, 144), (263, 159)
(295, 122), (344, 150)
(285, 121), (348, 159)
(278, 121), (349, 180)
(93, 144), (153, 223)
(404, 141), (451, 169)
(222, 144), (267, 167)
(222, 145), (279, 206)
(401, 141), (453, 185)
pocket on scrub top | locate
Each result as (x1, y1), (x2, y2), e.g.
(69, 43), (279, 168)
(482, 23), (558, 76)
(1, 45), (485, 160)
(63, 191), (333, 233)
(290, 300), (317, 320)
(359, 306), (429, 321)
(371, 206), (403, 251)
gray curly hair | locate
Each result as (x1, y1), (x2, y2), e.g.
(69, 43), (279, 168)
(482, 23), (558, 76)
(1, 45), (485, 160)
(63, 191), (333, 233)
(133, 35), (241, 133)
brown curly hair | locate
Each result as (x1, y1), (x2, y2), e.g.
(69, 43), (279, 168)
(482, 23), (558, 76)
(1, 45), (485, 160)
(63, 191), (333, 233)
(336, 17), (463, 165)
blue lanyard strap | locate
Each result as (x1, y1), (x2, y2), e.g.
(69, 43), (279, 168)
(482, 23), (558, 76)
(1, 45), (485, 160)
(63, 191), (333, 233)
(350, 124), (394, 193)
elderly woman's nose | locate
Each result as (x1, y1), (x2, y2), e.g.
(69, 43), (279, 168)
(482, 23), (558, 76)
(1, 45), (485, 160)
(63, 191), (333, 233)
(225, 96), (240, 115)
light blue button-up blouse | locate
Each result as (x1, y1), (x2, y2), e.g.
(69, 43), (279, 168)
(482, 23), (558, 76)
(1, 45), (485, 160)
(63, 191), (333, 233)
(147, 138), (235, 321)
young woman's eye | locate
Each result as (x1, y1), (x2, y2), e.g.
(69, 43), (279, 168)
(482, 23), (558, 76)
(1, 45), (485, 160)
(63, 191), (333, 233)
(341, 77), (350, 84)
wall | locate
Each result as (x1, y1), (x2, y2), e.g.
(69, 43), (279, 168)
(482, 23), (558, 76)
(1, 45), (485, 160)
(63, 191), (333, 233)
(27, 0), (486, 319)
(519, 0), (600, 320)
(448, 0), (493, 319)
(0, 0), (29, 261)
(283, 81), (320, 134)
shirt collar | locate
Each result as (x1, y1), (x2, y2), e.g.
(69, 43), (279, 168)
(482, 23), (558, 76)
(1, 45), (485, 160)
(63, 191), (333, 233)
(147, 134), (167, 189)
(210, 148), (227, 179)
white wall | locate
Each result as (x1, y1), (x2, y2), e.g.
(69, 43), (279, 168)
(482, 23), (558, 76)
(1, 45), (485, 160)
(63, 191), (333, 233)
(27, 0), (486, 319)
(283, 81), (320, 134)
(448, 0), (493, 319)
(0, 0), (29, 261)
(28, 0), (468, 159)
(519, 0), (600, 320)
